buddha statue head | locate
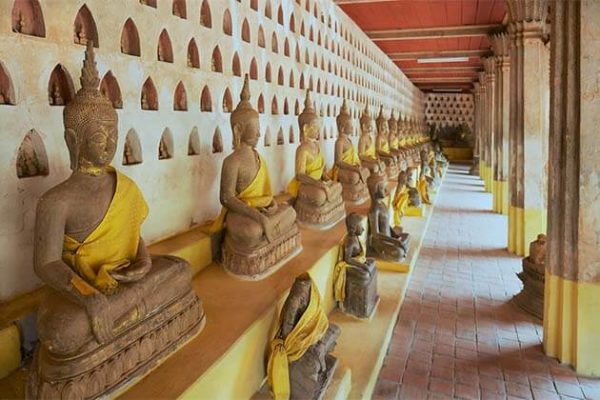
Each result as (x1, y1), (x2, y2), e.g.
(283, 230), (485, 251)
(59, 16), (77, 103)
(397, 170), (408, 187)
(359, 104), (373, 136)
(375, 105), (388, 137)
(64, 41), (118, 174)
(336, 98), (352, 137)
(298, 90), (320, 142)
(230, 74), (260, 149)
(345, 212), (364, 237)
(388, 111), (398, 137)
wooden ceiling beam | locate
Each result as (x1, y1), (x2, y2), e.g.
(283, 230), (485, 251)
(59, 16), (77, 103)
(401, 66), (482, 74)
(366, 24), (503, 41)
(389, 49), (492, 61)
(334, 0), (402, 4)
(410, 77), (477, 83)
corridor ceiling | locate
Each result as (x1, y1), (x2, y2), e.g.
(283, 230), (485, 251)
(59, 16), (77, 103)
(336, 0), (507, 93)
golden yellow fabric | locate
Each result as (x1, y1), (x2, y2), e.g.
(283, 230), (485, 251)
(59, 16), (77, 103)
(267, 280), (329, 400)
(333, 235), (367, 302)
(380, 140), (390, 153)
(392, 185), (410, 226)
(62, 167), (148, 295)
(391, 137), (399, 150)
(287, 150), (325, 197)
(331, 145), (360, 181)
(418, 175), (431, 205)
(210, 154), (273, 232)
(363, 140), (377, 159)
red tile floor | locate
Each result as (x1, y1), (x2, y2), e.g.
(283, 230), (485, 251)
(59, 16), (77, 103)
(374, 164), (600, 400)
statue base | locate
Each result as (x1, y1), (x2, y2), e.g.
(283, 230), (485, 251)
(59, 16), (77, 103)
(295, 197), (346, 231)
(513, 258), (545, 320)
(222, 227), (302, 280)
(342, 270), (379, 320)
(385, 163), (399, 180)
(27, 290), (205, 400)
(340, 182), (369, 205)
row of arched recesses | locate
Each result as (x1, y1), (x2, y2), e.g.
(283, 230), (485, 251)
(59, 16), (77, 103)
(122, 128), (204, 165)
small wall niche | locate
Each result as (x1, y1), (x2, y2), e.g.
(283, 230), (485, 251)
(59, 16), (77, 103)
(223, 9), (232, 36)
(0, 62), (16, 105)
(284, 38), (290, 57)
(294, 99), (300, 115)
(121, 18), (141, 56)
(257, 94), (264, 113)
(172, 0), (187, 18)
(289, 126), (295, 143)
(283, 99), (289, 115)
(265, 63), (272, 82)
(263, 128), (271, 147)
(232, 53), (241, 77)
(122, 129), (143, 165)
(200, 86), (212, 111)
(139, 0), (157, 7)
(277, 5), (283, 25)
(271, 97), (278, 115)
(264, 1), (272, 19)
(212, 128), (223, 153)
(222, 88), (232, 113)
(187, 38), (200, 68)
(271, 33), (278, 53)
(277, 128), (284, 145)
(289, 71), (294, 88)
(100, 71), (123, 109)
(277, 67), (284, 86)
(242, 19), (250, 43)
(211, 46), (222, 72)
(250, 58), (258, 80)
(289, 14), (295, 32)
(250, 0), (258, 11)
(11, 0), (45, 37)
(16, 129), (49, 178)
(141, 77), (158, 110)
(73, 5), (99, 47)
(200, 0), (212, 27)
(157, 29), (174, 63)
(158, 129), (174, 160)
(188, 127), (201, 155)
(48, 64), (75, 106)
(173, 81), (187, 111)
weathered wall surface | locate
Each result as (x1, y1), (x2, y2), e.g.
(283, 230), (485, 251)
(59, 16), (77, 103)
(0, 0), (423, 300)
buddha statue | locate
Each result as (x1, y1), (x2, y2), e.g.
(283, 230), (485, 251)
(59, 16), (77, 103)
(391, 170), (410, 227)
(375, 106), (399, 179)
(514, 234), (546, 319)
(358, 104), (387, 191)
(388, 111), (403, 159)
(367, 180), (410, 262)
(417, 150), (432, 205)
(331, 99), (370, 204)
(211, 74), (301, 279)
(27, 42), (205, 400)
(334, 213), (379, 319)
(267, 273), (340, 400)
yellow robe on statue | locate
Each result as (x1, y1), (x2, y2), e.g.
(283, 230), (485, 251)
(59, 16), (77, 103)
(267, 279), (329, 400)
(391, 137), (399, 151)
(62, 167), (149, 295)
(333, 234), (367, 302)
(391, 185), (410, 226)
(380, 139), (390, 153)
(362, 140), (377, 160)
(331, 145), (360, 181)
(210, 154), (273, 232)
(418, 175), (431, 205)
(287, 150), (325, 197)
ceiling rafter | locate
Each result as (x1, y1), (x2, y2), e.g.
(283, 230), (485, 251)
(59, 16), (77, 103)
(366, 24), (503, 41)
(389, 49), (492, 61)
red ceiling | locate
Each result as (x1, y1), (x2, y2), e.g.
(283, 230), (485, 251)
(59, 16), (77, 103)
(376, 36), (490, 53)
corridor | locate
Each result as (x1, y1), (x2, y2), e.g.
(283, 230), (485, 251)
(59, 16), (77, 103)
(374, 165), (600, 400)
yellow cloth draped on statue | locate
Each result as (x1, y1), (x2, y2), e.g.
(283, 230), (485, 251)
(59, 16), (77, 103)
(267, 280), (329, 400)
(333, 235), (367, 302)
(62, 167), (149, 295)
(362, 141), (377, 160)
(210, 155), (273, 232)
(391, 137), (399, 151)
(380, 140), (390, 153)
(331, 145), (360, 181)
(418, 175), (431, 205)
(287, 151), (325, 197)
(391, 186), (410, 226)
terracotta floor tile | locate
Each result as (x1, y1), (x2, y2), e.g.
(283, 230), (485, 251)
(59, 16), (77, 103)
(373, 379), (400, 400)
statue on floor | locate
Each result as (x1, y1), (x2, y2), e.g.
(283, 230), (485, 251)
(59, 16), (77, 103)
(375, 106), (399, 179)
(331, 99), (370, 204)
(391, 170), (410, 227)
(211, 75), (301, 279)
(367, 180), (410, 261)
(513, 234), (546, 320)
(287, 91), (344, 229)
(417, 150), (432, 205)
(27, 42), (206, 400)
(358, 104), (386, 190)
(406, 167), (422, 208)
(268, 273), (340, 400)
(334, 213), (379, 319)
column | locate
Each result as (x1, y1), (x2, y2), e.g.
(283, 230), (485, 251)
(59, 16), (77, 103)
(544, 0), (600, 376)
(490, 33), (511, 215)
(470, 83), (481, 175)
(477, 72), (487, 183)
(483, 57), (496, 194)
(506, 0), (550, 256)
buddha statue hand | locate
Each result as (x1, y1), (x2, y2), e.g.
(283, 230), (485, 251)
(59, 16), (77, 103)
(109, 257), (152, 283)
(85, 293), (114, 344)
(260, 213), (280, 244)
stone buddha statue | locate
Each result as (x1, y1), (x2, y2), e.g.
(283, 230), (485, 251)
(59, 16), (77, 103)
(28, 42), (205, 400)
(388, 111), (402, 158)
(391, 170), (410, 227)
(375, 106), (399, 179)
(367, 180), (410, 262)
(331, 99), (370, 204)
(358, 104), (385, 177)
(334, 213), (379, 319)
(212, 74), (301, 279)
(417, 149), (433, 205)
(267, 273), (340, 400)
(406, 167), (422, 208)
(514, 234), (546, 319)
(287, 91), (344, 229)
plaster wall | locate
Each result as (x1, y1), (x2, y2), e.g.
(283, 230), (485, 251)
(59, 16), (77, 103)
(0, 0), (423, 300)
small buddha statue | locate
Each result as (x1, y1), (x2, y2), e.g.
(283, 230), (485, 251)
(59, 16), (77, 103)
(157, 44), (164, 61)
(388, 111), (402, 158)
(358, 104), (387, 191)
(0, 89), (6, 104)
(287, 91), (344, 229)
(334, 213), (379, 319)
(391, 170), (410, 227)
(211, 74), (300, 279)
(187, 52), (193, 67)
(417, 150), (432, 205)
(158, 137), (170, 159)
(51, 83), (64, 106)
(141, 91), (149, 109)
(75, 22), (88, 45)
(375, 106), (399, 179)
(177, 94), (187, 111)
(331, 99), (370, 204)
(267, 273), (340, 400)
(13, 12), (26, 34)
(28, 42), (205, 400)
(514, 234), (547, 319)
(367, 180), (410, 262)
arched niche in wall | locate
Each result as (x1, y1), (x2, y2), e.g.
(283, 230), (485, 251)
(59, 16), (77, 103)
(257, 93), (265, 113)
(222, 88), (232, 113)
(249, 58), (258, 80)
(212, 128), (223, 153)
(271, 32), (278, 54)
(276, 128), (284, 145)
(250, 0), (258, 11)
(300, 20), (305, 36)
(16, 129), (49, 178)
(200, 86), (212, 111)
(299, 73), (304, 89)
(265, 63), (272, 83)
(295, 45), (300, 62)
(173, 0), (186, 18)
(211, 46), (222, 72)
(188, 127), (201, 155)
(289, 14), (295, 32)
(174, 81), (187, 111)
(288, 71), (294, 88)
(294, 99), (300, 115)
(48, 64), (75, 106)
(100, 71), (123, 109)
(304, 48), (310, 64)
(309, 26), (314, 42)
(158, 129), (174, 160)
(258, 25), (265, 48)
(140, 0), (157, 7)
(263, 127), (271, 147)
(241, 19), (250, 43)
(187, 38), (200, 68)
(271, 96), (278, 115)
(0, 62), (16, 105)
(157, 29), (174, 63)
(284, 38), (290, 57)
(277, 66), (284, 86)
(283, 98), (289, 115)
(11, 0), (45, 37)
(73, 5), (99, 47)
(121, 18), (141, 56)
(222, 9), (232, 36)
(200, 0), (212, 27)
(232, 52), (241, 77)
(264, 1), (272, 19)
(141, 77), (158, 110)
(277, 5), (283, 25)
(122, 129), (143, 165)
(289, 126), (295, 143)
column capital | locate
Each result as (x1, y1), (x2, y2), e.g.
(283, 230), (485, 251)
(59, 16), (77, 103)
(505, 0), (549, 40)
(490, 32), (511, 58)
(483, 57), (496, 82)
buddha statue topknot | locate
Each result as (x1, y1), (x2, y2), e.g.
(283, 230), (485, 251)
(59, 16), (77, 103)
(28, 42), (205, 400)
(212, 75), (301, 279)
(287, 91), (344, 229)
(331, 98), (370, 204)
(375, 106), (399, 180)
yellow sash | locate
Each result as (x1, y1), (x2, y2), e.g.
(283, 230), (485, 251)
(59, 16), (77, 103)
(333, 235), (366, 302)
(210, 154), (273, 232)
(391, 137), (399, 151)
(363, 140), (377, 159)
(267, 280), (329, 400)
(418, 175), (431, 205)
(62, 167), (149, 295)
(380, 139), (390, 153)
(331, 145), (360, 181)
(392, 185), (410, 226)
(287, 150), (325, 197)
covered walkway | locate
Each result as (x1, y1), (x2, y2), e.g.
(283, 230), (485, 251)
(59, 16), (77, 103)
(375, 165), (600, 400)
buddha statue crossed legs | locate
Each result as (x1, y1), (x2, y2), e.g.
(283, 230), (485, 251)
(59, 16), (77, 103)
(375, 106), (399, 180)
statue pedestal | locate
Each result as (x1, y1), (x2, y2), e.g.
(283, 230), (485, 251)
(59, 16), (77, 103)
(513, 257), (545, 320)
(295, 196), (346, 231)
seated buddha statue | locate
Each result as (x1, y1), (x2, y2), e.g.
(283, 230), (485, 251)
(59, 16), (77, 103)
(268, 273), (340, 400)
(333, 213), (379, 319)
(212, 75), (301, 279)
(358, 105), (387, 190)
(375, 106), (399, 179)
(331, 99), (370, 204)
(287, 91), (344, 229)
(367, 181), (410, 262)
(418, 150), (433, 205)
(387, 111), (402, 158)
(28, 43), (205, 400)
(391, 170), (410, 227)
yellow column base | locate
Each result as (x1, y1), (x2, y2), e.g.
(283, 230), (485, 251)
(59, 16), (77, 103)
(508, 206), (516, 252)
(479, 160), (485, 181)
(544, 272), (600, 377)
(507, 206), (546, 256)
(493, 180), (509, 215)
(485, 164), (493, 193)
(0, 325), (20, 380)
